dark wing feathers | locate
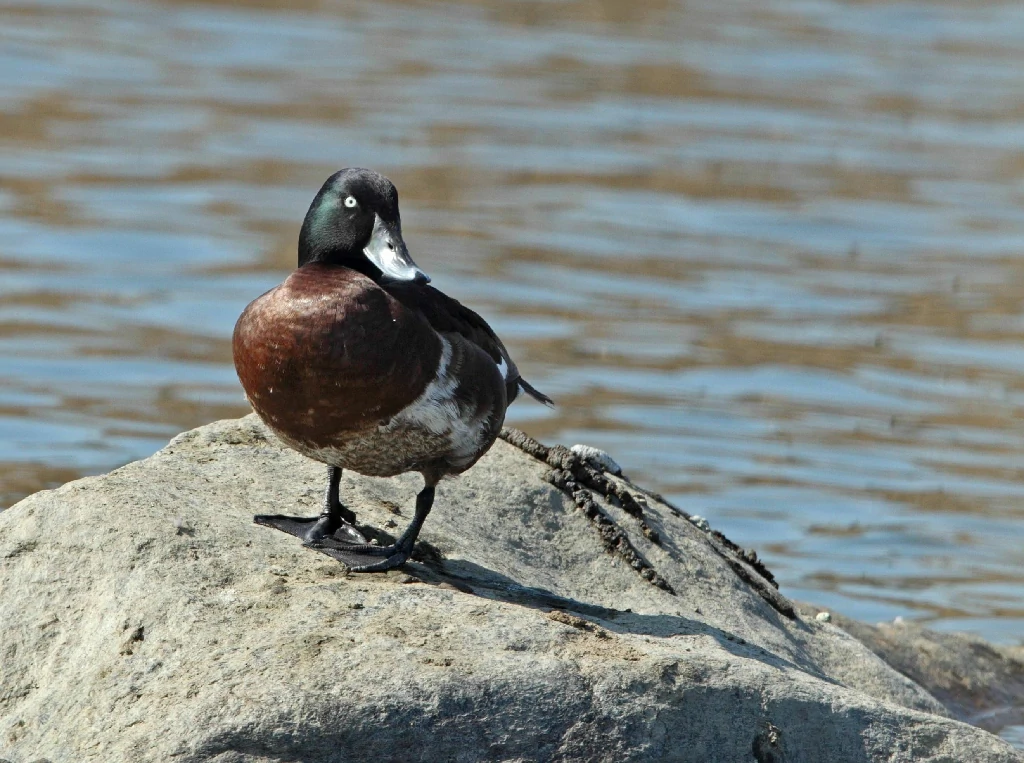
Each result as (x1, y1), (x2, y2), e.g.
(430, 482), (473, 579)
(389, 284), (512, 366)
(385, 283), (553, 407)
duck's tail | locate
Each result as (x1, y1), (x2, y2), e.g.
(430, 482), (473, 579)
(518, 378), (554, 407)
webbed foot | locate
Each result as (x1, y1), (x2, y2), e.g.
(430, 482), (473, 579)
(254, 513), (368, 545)
(305, 537), (412, 572)
(308, 482), (436, 573)
(254, 466), (368, 546)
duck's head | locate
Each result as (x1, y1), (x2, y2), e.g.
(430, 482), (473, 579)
(297, 168), (430, 285)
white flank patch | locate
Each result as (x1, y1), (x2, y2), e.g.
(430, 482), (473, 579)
(496, 356), (509, 381)
(383, 336), (484, 464)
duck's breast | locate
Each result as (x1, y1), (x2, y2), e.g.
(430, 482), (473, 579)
(232, 265), (441, 448)
(232, 265), (507, 477)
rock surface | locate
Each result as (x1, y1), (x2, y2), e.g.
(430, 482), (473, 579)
(0, 415), (1020, 763)
(821, 609), (1024, 735)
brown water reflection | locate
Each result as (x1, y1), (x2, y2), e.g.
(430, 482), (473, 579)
(2, 0), (1024, 715)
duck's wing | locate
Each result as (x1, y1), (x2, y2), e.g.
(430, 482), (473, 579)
(385, 283), (553, 407)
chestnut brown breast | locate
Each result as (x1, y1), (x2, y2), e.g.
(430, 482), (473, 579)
(232, 264), (442, 448)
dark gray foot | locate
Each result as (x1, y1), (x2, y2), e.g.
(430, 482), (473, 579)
(307, 538), (412, 572)
(307, 483), (436, 573)
(254, 466), (367, 546)
(253, 514), (368, 545)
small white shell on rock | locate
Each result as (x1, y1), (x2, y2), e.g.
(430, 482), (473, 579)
(689, 515), (711, 532)
(570, 444), (622, 475)
(173, 517), (195, 536)
(816, 612), (832, 623)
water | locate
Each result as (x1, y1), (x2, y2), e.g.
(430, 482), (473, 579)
(2, 0), (1023, 743)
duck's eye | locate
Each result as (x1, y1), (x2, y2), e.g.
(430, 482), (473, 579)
(344, 196), (358, 208)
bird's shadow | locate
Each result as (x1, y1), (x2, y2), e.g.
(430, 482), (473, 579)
(398, 547), (832, 682)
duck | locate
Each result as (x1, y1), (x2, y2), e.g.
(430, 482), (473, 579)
(232, 168), (552, 572)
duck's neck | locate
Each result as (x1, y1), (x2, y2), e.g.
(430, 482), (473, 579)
(297, 241), (382, 283)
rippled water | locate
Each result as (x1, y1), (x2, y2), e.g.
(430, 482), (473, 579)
(3, 0), (1024, 719)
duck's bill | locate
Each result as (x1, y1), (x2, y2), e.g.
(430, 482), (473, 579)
(364, 215), (430, 285)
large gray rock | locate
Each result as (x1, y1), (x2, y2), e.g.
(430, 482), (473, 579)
(0, 415), (1020, 763)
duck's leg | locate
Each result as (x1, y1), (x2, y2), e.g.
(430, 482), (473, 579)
(254, 466), (368, 545)
(309, 478), (437, 572)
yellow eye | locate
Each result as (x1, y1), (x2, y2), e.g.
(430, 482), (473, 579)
(344, 196), (358, 208)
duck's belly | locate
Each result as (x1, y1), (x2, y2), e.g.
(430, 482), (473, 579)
(268, 334), (505, 477)
(273, 420), (467, 478)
